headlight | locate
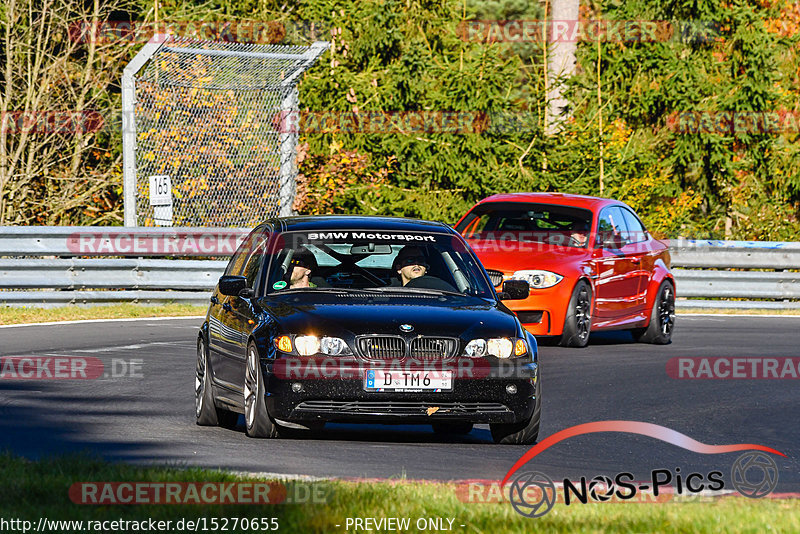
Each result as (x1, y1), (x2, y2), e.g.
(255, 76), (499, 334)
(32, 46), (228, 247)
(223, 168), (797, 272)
(294, 335), (320, 356)
(275, 335), (352, 356)
(320, 336), (351, 356)
(511, 270), (563, 289)
(464, 338), (528, 358)
(487, 338), (514, 359)
(464, 339), (487, 358)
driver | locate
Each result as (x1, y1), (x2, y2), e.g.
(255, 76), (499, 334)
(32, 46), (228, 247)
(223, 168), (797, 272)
(392, 246), (460, 292)
(570, 221), (589, 247)
(393, 246), (429, 286)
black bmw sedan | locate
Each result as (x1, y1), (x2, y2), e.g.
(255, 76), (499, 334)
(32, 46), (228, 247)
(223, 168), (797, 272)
(196, 216), (541, 444)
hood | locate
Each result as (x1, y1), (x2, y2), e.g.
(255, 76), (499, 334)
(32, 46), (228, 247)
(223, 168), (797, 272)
(258, 292), (519, 339)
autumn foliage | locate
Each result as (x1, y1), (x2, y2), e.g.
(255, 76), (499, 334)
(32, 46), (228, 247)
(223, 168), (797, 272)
(2, 0), (800, 240)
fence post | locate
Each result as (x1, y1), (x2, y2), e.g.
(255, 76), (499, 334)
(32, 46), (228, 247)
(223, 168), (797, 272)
(278, 87), (299, 217)
(122, 35), (167, 227)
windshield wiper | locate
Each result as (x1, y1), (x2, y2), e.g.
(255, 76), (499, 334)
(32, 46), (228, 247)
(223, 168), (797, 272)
(382, 287), (468, 297)
(273, 287), (408, 294)
(271, 286), (471, 297)
(269, 287), (355, 294)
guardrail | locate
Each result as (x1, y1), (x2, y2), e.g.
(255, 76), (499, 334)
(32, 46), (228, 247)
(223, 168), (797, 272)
(0, 226), (248, 256)
(0, 228), (798, 310)
(668, 239), (800, 309)
(0, 259), (227, 306)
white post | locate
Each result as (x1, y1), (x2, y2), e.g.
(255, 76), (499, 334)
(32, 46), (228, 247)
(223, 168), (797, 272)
(277, 42), (328, 217)
(122, 35), (168, 226)
(546, 0), (580, 135)
(278, 87), (299, 217)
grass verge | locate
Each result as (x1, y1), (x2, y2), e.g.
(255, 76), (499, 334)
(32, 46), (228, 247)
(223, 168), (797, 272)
(0, 303), (206, 325)
(1, 303), (799, 327)
(677, 308), (800, 315)
(0, 453), (797, 533)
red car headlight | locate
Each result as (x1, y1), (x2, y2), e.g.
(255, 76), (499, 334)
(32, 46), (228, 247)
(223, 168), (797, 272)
(511, 270), (563, 289)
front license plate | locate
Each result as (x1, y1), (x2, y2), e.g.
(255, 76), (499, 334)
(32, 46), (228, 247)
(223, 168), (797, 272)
(363, 369), (453, 392)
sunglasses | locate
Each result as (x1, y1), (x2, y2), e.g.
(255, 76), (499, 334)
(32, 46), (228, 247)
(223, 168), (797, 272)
(398, 256), (428, 268)
(290, 258), (311, 269)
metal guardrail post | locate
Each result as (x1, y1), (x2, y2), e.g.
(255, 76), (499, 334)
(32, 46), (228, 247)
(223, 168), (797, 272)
(122, 35), (168, 227)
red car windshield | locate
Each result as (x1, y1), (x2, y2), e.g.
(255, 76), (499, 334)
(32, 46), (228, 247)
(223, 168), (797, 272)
(456, 202), (594, 248)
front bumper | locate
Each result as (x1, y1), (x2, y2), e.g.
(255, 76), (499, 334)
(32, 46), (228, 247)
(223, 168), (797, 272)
(501, 285), (570, 336)
(263, 357), (539, 425)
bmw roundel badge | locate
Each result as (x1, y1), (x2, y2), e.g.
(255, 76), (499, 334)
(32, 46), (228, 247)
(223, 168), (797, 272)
(399, 324), (414, 332)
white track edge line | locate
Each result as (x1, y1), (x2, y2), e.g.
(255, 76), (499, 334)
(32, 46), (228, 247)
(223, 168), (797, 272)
(3, 313), (800, 329)
(0, 315), (205, 328)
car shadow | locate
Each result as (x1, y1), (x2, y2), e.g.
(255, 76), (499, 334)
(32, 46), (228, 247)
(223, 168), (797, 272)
(535, 330), (638, 347)
(310, 423), (492, 443)
(302, 423), (495, 444)
(0, 381), (186, 464)
(226, 416), (495, 444)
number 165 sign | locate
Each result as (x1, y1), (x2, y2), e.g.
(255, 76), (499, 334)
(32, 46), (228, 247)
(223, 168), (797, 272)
(149, 175), (172, 206)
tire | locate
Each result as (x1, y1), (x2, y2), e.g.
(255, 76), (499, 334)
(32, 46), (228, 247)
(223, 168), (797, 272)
(490, 408), (540, 445)
(432, 422), (474, 435)
(559, 280), (592, 348)
(243, 341), (279, 438)
(633, 281), (675, 344)
(195, 336), (239, 428)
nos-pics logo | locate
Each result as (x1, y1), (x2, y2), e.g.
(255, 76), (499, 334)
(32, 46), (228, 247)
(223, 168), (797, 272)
(502, 421), (783, 518)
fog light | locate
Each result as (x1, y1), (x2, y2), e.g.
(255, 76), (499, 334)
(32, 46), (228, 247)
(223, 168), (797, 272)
(291, 382), (303, 393)
(506, 384), (517, 395)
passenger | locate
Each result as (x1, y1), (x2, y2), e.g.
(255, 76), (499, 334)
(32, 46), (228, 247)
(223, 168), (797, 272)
(287, 248), (318, 289)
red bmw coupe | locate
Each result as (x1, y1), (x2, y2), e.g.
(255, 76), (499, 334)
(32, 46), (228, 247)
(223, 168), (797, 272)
(455, 193), (675, 347)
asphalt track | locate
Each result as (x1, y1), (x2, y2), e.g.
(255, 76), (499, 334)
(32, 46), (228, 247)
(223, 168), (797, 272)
(1, 315), (798, 492)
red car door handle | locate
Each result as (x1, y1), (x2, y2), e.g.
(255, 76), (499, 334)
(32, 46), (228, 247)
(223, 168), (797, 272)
(630, 257), (641, 263)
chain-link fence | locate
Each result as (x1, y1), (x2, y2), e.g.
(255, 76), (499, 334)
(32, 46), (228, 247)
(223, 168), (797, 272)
(123, 36), (328, 227)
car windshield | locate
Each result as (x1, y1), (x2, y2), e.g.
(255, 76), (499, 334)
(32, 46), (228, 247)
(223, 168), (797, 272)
(264, 230), (495, 298)
(455, 202), (594, 248)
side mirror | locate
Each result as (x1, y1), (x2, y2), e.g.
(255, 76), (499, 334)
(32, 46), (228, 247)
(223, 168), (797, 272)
(218, 275), (247, 296)
(499, 279), (530, 300)
(238, 287), (255, 299)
